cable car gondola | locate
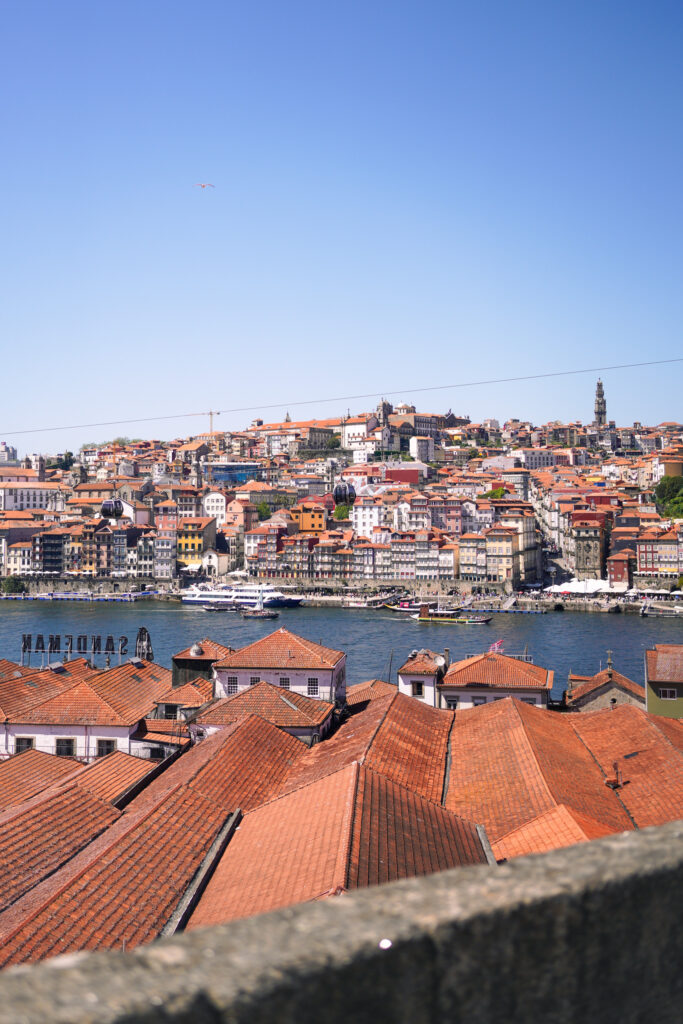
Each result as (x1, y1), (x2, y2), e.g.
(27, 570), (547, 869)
(101, 499), (124, 519)
(333, 481), (356, 507)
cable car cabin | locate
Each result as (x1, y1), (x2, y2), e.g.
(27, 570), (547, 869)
(101, 499), (124, 519)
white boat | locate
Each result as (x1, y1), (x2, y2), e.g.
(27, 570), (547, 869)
(180, 582), (303, 608)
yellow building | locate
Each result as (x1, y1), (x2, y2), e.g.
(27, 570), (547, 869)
(290, 502), (328, 534)
(177, 517), (217, 570)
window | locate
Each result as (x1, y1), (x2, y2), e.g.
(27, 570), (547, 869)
(445, 698), (458, 710)
(226, 676), (238, 695)
(96, 739), (116, 757)
(307, 677), (319, 696)
(521, 698), (537, 706)
(279, 677), (290, 689)
(56, 738), (75, 757)
(250, 676), (260, 686)
(472, 697), (487, 706)
(15, 737), (35, 753)
(411, 681), (424, 697)
(659, 689), (677, 700)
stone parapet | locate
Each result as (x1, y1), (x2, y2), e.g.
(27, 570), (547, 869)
(0, 820), (681, 1023)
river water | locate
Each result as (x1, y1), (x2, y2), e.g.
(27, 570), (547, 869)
(2, 601), (682, 699)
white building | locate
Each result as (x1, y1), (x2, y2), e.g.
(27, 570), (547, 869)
(397, 650), (446, 706)
(440, 652), (553, 709)
(212, 628), (346, 704)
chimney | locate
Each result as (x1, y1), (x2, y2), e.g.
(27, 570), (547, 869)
(444, 647), (451, 667)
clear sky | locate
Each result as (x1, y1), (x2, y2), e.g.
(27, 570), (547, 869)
(2, 0), (682, 455)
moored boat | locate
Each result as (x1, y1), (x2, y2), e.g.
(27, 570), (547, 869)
(181, 583), (303, 608)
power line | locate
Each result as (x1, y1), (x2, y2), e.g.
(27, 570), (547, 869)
(1, 356), (681, 437)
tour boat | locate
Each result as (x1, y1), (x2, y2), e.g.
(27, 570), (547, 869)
(180, 583), (303, 608)
(411, 603), (490, 624)
(384, 598), (438, 613)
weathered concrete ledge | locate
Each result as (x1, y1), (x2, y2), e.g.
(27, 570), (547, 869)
(1, 819), (682, 1024)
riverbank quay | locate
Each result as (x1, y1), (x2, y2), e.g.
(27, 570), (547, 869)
(3, 576), (682, 617)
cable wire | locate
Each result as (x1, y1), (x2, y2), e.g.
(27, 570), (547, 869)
(1, 356), (681, 437)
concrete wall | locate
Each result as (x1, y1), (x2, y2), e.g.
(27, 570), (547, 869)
(0, 820), (680, 1023)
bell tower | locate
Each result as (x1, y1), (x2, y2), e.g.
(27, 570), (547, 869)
(594, 379), (606, 428)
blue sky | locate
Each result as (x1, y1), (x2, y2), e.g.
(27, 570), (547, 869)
(2, 0), (682, 455)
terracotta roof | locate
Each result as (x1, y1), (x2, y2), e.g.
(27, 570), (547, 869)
(0, 784), (119, 914)
(645, 644), (683, 684)
(197, 682), (334, 728)
(72, 751), (160, 804)
(445, 698), (633, 842)
(172, 638), (234, 662)
(569, 705), (683, 829)
(492, 804), (614, 861)
(0, 659), (97, 722)
(443, 652), (553, 691)
(86, 661), (171, 724)
(0, 717), (306, 966)
(279, 692), (453, 805)
(566, 667), (645, 706)
(154, 678), (214, 708)
(345, 679), (398, 706)
(0, 749), (82, 812)
(214, 628), (344, 671)
(0, 661), (34, 683)
(187, 762), (487, 929)
(397, 649), (444, 676)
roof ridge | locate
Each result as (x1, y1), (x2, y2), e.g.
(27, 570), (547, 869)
(508, 700), (557, 809)
(363, 691), (398, 764)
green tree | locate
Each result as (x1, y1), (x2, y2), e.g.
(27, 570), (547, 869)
(333, 503), (350, 520)
(325, 435), (341, 450)
(482, 487), (506, 500)
(256, 501), (271, 521)
(2, 576), (25, 594)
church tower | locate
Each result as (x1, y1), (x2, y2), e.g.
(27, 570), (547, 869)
(594, 379), (606, 428)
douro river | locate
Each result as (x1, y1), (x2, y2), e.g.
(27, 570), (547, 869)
(2, 601), (682, 700)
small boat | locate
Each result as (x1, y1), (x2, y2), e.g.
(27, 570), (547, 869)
(202, 604), (234, 612)
(241, 590), (279, 619)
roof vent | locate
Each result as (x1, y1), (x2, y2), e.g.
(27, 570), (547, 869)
(48, 662), (66, 673)
(409, 650), (419, 659)
(190, 643), (204, 657)
(129, 657), (144, 668)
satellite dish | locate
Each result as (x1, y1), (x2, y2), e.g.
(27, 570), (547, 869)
(434, 655), (446, 669)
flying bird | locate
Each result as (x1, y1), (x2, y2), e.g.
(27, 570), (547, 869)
(194, 183), (215, 189)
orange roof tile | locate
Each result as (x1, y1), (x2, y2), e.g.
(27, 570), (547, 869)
(215, 628), (344, 671)
(72, 751), (160, 805)
(0, 784), (119, 914)
(443, 652), (553, 691)
(566, 667), (644, 706)
(492, 805), (614, 861)
(445, 698), (633, 842)
(345, 679), (398, 706)
(569, 705), (683, 829)
(0, 717), (306, 966)
(0, 749), (82, 812)
(197, 682), (333, 728)
(172, 638), (234, 661)
(279, 692), (452, 805)
(187, 762), (487, 929)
